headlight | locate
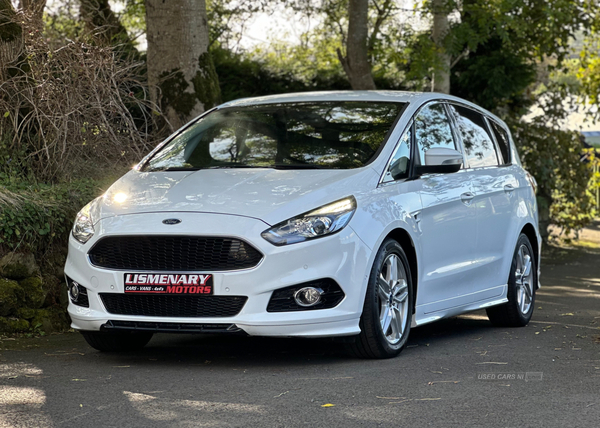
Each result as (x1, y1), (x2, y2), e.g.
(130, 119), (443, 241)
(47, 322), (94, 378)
(261, 196), (357, 246)
(72, 201), (95, 244)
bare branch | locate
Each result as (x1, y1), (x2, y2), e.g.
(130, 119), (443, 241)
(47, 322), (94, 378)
(0, 10), (168, 181)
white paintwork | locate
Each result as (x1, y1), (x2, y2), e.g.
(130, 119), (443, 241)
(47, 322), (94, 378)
(424, 147), (463, 166)
(65, 90), (541, 338)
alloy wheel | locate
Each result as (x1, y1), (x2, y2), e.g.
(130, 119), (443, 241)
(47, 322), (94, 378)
(515, 244), (534, 314)
(377, 254), (409, 345)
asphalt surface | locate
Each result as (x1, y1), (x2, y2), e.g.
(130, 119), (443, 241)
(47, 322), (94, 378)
(1, 244), (599, 428)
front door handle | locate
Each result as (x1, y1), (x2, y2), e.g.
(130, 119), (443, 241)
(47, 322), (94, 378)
(504, 184), (516, 193)
(460, 192), (475, 204)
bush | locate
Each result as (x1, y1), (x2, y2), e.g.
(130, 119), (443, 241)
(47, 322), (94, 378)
(0, 179), (105, 256)
(509, 118), (594, 240)
(0, 10), (165, 182)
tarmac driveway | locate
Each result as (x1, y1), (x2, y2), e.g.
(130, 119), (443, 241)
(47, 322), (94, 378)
(1, 243), (599, 428)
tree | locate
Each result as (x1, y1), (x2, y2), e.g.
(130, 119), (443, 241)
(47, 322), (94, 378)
(79, 0), (132, 47)
(398, 0), (595, 239)
(578, 12), (600, 116)
(337, 0), (376, 89)
(146, 0), (221, 130)
(0, 0), (23, 80)
(430, 0), (450, 93)
(280, 0), (397, 90)
(20, 0), (46, 20)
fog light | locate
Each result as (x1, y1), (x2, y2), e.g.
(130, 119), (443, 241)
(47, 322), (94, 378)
(69, 282), (80, 302)
(294, 287), (323, 307)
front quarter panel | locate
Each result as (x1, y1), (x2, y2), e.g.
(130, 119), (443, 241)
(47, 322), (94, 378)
(350, 178), (423, 300)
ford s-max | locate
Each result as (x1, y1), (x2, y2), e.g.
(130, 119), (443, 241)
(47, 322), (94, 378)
(65, 91), (540, 358)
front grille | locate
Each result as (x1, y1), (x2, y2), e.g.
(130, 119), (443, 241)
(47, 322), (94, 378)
(100, 294), (247, 317)
(88, 236), (263, 271)
(101, 320), (244, 334)
(267, 279), (345, 312)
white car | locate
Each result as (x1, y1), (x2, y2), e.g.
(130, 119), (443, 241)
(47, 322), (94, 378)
(65, 91), (541, 358)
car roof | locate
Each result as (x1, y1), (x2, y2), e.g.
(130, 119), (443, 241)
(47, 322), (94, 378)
(218, 90), (506, 128)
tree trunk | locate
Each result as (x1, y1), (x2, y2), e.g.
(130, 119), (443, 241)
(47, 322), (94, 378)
(337, 0), (376, 90)
(79, 0), (132, 47)
(20, 0), (46, 20)
(146, 0), (221, 130)
(0, 0), (23, 80)
(431, 0), (450, 93)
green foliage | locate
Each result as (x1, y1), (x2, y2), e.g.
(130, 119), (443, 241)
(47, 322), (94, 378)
(194, 52), (222, 109)
(43, 7), (86, 45)
(0, 179), (104, 256)
(159, 69), (199, 117)
(587, 148), (600, 215)
(578, 34), (600, 112)
(207, 0), (271, 47)
(450, 37), (536, 113)
(213, 47), (349, 102)
(509, 116), (593, 236)
(399, 0), (592, 110)
(120, 0), (147, 45)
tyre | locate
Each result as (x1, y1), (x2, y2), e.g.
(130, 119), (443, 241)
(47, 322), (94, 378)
(347, 239), (413, 359)
(81, 331), (153, 352)
(486, 233), (536, 327)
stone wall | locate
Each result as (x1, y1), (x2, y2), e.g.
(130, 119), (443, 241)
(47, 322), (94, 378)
(0, 252), (70, 334)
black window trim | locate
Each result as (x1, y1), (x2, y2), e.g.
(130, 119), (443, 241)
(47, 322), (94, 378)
(409, 100), (463, 180)
(379, 119), (414, 185)
(445, 101), (501, 170)
(486, 116), (513, 166)
(379, 99), (467, 185)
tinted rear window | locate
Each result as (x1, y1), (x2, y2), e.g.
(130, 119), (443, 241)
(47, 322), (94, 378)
(142, 101), (405, 171)
(447, 104), (498, 168)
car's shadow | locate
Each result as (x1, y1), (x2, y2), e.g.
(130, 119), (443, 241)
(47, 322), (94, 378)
(87, 312), (495, 367)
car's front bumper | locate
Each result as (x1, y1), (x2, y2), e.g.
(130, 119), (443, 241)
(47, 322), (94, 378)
(65, 212), (371, 337)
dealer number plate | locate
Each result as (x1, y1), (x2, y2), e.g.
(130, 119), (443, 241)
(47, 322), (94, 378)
(123, 273), (213, 294)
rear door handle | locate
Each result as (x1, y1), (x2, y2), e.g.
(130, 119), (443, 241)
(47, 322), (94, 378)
(460, 192), (475, 204)
(504, 184), (516, 194)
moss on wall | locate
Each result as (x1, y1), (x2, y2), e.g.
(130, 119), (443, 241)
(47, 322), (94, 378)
(0, 252), (69, 335)
(0, 278), (19, 317)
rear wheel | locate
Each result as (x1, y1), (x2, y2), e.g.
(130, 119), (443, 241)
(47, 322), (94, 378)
(347, 239), (413, 359)
(81, 331), (153, 352)
(486, 233), (536, 327)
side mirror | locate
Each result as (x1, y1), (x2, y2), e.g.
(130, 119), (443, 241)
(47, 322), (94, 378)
(415, 148), (463, 175)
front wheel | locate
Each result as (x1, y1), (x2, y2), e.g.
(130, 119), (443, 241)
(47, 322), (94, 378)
(486, 233), (536, 327)
(347, 239), (413, 359)
(81, 331), (153, 352)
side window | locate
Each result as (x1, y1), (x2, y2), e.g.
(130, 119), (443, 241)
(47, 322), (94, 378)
(489, 120), (511, 164)
(383, 125), (411, 182)
(447, 104), (498, 168)
(414, 103), (456, 166)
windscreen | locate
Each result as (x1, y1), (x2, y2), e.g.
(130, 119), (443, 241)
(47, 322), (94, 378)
(142, 101), (405, 171)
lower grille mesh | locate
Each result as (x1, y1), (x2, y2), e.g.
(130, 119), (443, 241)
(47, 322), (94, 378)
(100, 294), (247, 317)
